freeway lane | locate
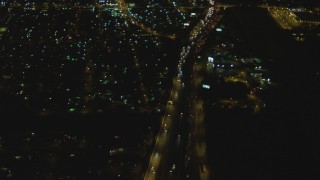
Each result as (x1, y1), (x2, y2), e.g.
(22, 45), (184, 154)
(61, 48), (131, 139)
(186, 6), (222, 180)
(180, 5), (221, 180)
(189, 71), (210, 180)
(144, 77), (184, 180)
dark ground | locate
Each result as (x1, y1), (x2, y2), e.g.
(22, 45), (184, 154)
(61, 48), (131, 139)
(205, 7), (320, 180)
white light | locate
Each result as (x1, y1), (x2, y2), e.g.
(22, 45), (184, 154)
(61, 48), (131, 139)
(202, 84), (210, 89)
(208, 57), (214, 63)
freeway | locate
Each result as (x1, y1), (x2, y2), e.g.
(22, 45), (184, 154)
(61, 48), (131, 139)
(144, 3), (221, 180)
